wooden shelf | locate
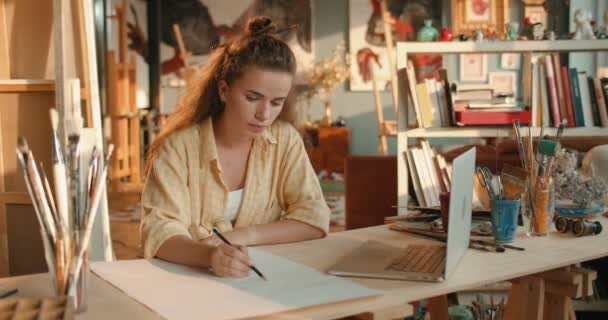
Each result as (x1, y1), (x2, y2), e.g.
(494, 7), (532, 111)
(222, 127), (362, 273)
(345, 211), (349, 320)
(0, 80), (88, 99)
(400, 127), (608, 138)
(0, 79), (54, 92)
(396, 40), (608, 55)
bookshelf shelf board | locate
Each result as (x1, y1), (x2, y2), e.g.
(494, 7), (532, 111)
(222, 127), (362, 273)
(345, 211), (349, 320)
(401, 127), (608, 138)
(396, 40), (608, 55)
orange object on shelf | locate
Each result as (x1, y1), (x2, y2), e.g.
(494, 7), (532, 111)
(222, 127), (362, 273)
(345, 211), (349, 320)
(533, 176), (553, 234)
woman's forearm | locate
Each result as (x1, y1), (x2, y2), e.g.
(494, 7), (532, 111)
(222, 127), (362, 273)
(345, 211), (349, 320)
(224, 220), (325, 246)
(155, 235), (214, 268)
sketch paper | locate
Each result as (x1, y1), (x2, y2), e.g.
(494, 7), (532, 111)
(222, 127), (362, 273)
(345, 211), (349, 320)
(92, 248), (382, 320)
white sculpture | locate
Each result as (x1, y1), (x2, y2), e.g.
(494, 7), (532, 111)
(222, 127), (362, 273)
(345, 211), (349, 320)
(572, 9), (596, 40)
(532, 23), (544, 40)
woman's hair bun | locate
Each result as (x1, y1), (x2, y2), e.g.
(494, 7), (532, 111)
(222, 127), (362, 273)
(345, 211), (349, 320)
(246, 16), (276, 36)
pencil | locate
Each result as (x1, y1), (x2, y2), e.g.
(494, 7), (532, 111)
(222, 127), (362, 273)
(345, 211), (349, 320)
(212, 228), (267, 281)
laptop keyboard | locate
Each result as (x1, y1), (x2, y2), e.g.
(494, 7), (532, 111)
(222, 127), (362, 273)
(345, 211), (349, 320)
(385, 244), (446, 273)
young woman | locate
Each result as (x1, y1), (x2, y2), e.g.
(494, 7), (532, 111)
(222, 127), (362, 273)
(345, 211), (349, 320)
(141, 16), (330, 278)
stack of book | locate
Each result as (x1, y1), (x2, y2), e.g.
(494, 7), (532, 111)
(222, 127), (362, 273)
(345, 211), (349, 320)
(452, 85), (531, 126)
(406, 140), (483, 208)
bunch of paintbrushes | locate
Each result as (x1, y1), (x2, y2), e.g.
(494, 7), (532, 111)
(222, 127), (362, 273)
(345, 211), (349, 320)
(15, 108), (113, 298)
(388, 225), (527, 253)
(510, 120), (564, 234)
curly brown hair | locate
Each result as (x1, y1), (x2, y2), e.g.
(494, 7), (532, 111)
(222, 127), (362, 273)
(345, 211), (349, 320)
(144, 16), (297, 174)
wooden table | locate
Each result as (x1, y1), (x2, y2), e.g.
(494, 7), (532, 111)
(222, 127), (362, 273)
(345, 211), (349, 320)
(1, 215), (607, 319)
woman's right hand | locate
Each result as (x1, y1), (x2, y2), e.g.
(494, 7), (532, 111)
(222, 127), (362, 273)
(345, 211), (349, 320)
(208, 243), (254, 278)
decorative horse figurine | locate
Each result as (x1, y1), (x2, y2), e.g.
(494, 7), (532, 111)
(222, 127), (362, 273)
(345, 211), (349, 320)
(572, 9), (596, 40)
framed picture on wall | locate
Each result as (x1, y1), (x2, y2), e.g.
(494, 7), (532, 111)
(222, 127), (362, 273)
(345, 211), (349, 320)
(501, 53), (521, 69)
(459, 53), (488, 82)
(489, 71), (517, 95)
(451, 0), (510, 37)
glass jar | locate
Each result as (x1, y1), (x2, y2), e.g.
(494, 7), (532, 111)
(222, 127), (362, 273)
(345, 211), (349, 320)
(521, 176), (555, 237)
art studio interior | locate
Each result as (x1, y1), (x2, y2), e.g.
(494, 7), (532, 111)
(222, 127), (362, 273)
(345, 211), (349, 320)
(1, 0), (608, 319)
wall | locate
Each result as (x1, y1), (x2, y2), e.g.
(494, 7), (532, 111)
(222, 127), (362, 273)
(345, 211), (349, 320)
(117, 1), (604, 156)
(569, 0), (608, 75)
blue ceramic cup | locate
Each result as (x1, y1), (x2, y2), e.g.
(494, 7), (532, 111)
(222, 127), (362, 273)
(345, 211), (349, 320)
(490, 199), (521, 243)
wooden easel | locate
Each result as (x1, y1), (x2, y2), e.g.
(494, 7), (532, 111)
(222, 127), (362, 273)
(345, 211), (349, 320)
(368, 0), (401, 155)
(370, 61), (397, 155)
(107, 0), (142, 192)
(172, 24), (197, 84)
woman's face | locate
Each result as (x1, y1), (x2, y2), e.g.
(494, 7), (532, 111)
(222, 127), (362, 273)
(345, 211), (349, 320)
(218, 66), (293, 139)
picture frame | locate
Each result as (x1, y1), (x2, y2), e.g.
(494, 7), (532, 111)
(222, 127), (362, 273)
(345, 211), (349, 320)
(459, 53), (488, 82)
(501, 53), (521, 70)
(451, 0), (510, 37)
(489, 71), (517, 95)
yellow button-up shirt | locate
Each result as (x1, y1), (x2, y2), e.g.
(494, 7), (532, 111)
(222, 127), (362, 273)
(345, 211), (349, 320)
(141, 117), (330, 258)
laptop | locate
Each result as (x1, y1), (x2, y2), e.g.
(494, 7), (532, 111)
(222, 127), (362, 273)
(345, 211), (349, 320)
(328, 147), (476, 282)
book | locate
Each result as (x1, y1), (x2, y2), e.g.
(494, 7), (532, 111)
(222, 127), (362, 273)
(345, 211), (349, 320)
(415, 82), (434, 128)
(531, 61), (539, 127)
(420, 140), (444, 200)
(588, 76), (601, 126)
(577, 72), (594, 127)
(561, 66), (575, 127)
(466, 107), (525, 112)
(593, 78), (608, 127)
(569, 68), (584, 127)
(453, 88), (494, 101)
(601, 78), (608, 108)
(551, 53), (568, 126)
(433, 79), (450, 127)
(406, 149), (426, 207)
(539, 62), (551, 127)
(412, 148), (437, 206)
(425, 78), (444, 128)
(405, 60), (424, 127)
(438, 69), (456, 127)
(544, 55), (561, 127)
(458, 96), (516, 105)
(467, 103), (519, 109)
(455, 110), (532, 126)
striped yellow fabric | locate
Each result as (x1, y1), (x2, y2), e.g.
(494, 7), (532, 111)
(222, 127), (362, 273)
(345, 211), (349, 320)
(140, 117), (330, 258)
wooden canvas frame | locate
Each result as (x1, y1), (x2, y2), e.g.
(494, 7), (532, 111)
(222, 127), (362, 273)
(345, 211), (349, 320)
(451, 0), (510, 37)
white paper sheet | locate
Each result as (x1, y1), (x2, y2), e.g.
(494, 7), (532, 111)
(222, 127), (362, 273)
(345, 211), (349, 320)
(91, 249), (382, 320)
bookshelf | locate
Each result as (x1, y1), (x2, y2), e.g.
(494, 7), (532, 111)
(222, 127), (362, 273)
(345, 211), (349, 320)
(396, 40), (608, 215)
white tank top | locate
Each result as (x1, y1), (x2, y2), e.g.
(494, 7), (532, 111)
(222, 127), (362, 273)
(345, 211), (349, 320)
(225, 189), (243, 222)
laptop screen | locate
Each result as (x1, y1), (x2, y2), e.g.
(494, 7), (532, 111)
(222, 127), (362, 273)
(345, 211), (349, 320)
(444, 147), (476, 279)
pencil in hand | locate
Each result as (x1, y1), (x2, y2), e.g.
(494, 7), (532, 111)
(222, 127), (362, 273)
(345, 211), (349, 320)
(212, 228), (267, 281)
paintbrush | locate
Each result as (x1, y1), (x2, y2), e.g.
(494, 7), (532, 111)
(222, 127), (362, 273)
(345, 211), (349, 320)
(67, 145), (114, 295)
(512, 120), (526, 169)
(546, 122), (565, 175)
(18, 138), (57, 242)
(392, 226), (505, 253)
(51, 125), (71, 236)
(16, 139), (58, 289)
